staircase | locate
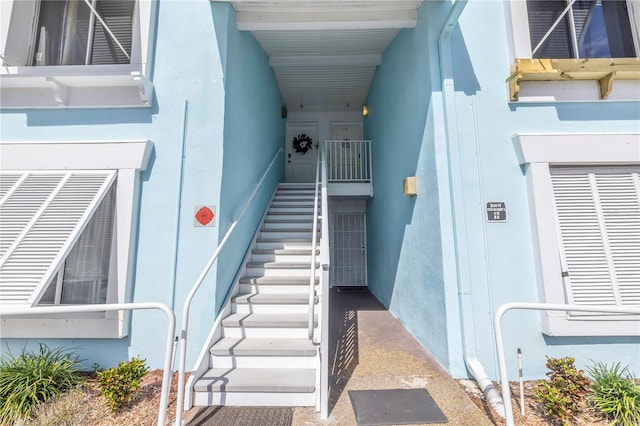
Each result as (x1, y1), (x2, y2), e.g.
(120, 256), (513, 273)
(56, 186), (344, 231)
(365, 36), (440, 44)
(192, 183), (321, 407)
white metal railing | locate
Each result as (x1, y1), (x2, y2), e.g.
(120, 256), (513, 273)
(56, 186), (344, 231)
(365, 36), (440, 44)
(0, 303), (175, 426)
(308, 141), (330, 344)
(325, 140), (372, 182)
(308, 150), (321, 340)
(494, 302), (640, 426)
(174, 148), (282, 426)
(319, 143), (331, 419)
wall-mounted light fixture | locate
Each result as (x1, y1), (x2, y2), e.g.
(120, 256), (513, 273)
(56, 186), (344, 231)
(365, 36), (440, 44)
(362, 105), (369, 117)
(404, 176), (417, 197)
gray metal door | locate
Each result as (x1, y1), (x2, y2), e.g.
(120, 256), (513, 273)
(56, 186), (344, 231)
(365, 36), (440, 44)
(331, 213), (367, 287)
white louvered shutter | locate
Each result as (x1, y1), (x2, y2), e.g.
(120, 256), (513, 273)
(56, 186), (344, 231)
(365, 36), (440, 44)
(551, 168), (640, 313)
(0, 171), (116, 306)
(527, 0), (573, 58)
(90, 0), (134, 65)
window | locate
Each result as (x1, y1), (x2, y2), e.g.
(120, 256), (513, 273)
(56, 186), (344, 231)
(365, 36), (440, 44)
(505, 0), (640, 101)
(4, 0), (134, 67)
(0, 0), (155, 108)
(514, 133), (640, 336)
(0, 140), (152, 338)
(527, 0), (637, 59)
(39, 185), (116, 306)
(551, 167), (640, 311)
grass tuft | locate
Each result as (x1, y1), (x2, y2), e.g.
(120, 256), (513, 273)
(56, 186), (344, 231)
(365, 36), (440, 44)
(0, 344), (84, 424)
(588, 361), (640, 426)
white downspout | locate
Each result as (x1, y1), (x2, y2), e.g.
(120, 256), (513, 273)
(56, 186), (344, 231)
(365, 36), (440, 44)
(438, 0), (505, 418)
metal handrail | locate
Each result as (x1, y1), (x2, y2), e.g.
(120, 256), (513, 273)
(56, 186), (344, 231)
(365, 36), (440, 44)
(308, 147), (322, 340)
(319, 141), (331, 418)
(174, 148), (282, 425)
(0, 303), (175, 426)
(494, 302), (640, 426)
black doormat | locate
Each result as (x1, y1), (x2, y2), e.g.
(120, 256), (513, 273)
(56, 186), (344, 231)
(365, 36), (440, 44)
(337, 286), (367, 293)
(349, 389), (448, 425)
(187, 406), (293, 426)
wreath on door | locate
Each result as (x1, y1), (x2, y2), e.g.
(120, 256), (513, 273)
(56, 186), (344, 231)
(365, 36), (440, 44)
(292, 133), (314, 154)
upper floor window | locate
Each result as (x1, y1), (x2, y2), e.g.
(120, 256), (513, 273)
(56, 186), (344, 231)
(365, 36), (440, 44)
(506, 0), (640, 101)
(0, 0), (154, 108)
(527, 0), (637, 59)
(4, 0), (134, 67)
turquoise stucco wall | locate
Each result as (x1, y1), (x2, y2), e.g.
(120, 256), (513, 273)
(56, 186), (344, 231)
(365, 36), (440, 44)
(364, 2), (459, 372)
(452, 1), (640, 379)
(212, 3), (285, 313)
(366, 0), (640, 380)
(0, 0), (282, 370)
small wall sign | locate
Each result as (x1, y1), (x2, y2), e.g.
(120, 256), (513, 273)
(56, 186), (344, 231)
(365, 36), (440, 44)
(486, 202), (507, 222)
(194, 205), (216, 227)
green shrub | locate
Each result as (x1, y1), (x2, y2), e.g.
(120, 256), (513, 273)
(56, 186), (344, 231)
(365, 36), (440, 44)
(97, 357), (148, 413)
(533, 356), (590, 425)
(0, 344), (84, 423)
(588, 361), (640, 426)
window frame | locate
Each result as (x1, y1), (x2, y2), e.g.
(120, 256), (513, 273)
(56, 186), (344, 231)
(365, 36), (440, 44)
(504, 0), (640, 102)
(513, 132), (640, 336)
(507, 0), (640, 60)
(0, 140), (152, 338)
(0, 0), (156, 109)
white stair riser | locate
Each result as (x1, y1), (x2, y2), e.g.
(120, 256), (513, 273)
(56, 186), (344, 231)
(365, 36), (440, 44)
(245, 267), (313, 277)
(267, 214), (314, 222)
(233, 303), (312, 314)
(273, 198), (318, 204)
(263, 222), (316, 230)
(210, 355), (316, 369)
(250, 253), (314, 263)
(239, 284), (315, 294)
(256, 241), (318, 250)
(270, 208), (315, 214)
(223, 327), (317, 339)
(193, 391), (315, 407)
(271, 200), (316, 206)
(260, 231), (318, 239)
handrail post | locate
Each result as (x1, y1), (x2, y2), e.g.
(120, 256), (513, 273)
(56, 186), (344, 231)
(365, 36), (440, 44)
(494, 302), (640, 426)
(174, 148), (282, 425)
(0, 303), (175, 426)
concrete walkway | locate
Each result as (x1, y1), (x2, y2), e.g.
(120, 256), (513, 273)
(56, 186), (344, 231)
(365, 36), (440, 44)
(184, 288), (494, 425)
(292, 288), (494, 425)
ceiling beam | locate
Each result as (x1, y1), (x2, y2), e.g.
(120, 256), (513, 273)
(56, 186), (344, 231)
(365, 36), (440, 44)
(270, 54), (381, 68)
(236, 10), (418, 31)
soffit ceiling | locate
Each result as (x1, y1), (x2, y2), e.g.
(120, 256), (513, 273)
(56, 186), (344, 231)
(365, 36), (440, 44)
(225, 1), (424, 112)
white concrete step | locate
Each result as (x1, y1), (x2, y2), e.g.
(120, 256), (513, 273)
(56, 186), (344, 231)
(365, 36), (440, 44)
(239, 276), (317, 294)
(233, 293), (317, 313)
(260, 230), (318, 240)
(193, 368), (316, 406)
(263, 220), (317, 230)
(209, 337), (316, 368)
(269, 206), (316, 214)
(222, 313), (318, 338)
(245, 262), (317, 277)
(266, 213), (315, 222)
(251, 248), (318, 263)
(270, 200), (317, 206)
(255, 240), (318, 251)
(273, 196), (318, 202)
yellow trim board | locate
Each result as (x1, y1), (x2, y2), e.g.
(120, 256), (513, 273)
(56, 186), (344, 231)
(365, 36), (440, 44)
(507, 58), (640, 101)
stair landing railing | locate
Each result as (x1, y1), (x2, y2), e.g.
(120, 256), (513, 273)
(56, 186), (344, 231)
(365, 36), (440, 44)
(324, 140), (372, 182)
(308, 142), (330, 418)
(174, 148), (282, 426)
